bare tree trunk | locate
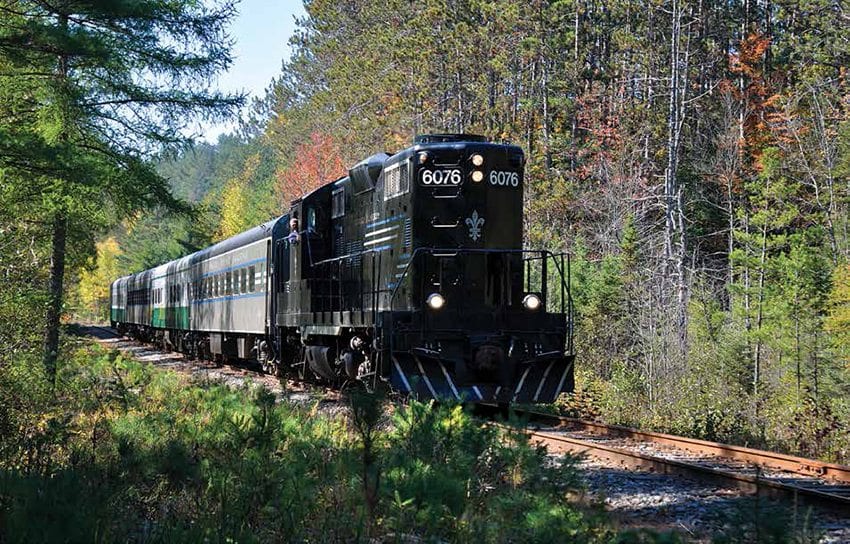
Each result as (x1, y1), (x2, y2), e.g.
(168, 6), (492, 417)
(812, 329), (819, 402)
(726, 176), (736, 296)
(527, 59), (537, 154)
(43, 214), (67, 381)
(753, 221), (767, 396)
(664, 0), (689, 359)
(541, 59), (551, 169)
(455, 44), (464, 133)
(569, 1), (581, 172)
(676, 8), (692, 357)
(739, 0), (750, 142)
(487, 69), (496, 133)
(744, 209), (752, 362)
(574, 1), (580, 63)
(794, 286), (801, 405)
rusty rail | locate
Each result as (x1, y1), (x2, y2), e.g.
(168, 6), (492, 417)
(476, 405), (850, 512)
(545, 416), (850, 484)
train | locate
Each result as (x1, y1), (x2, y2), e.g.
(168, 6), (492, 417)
(110, 134), (575, 403)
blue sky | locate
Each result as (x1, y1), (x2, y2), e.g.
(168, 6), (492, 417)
(201, 0), (306, 141)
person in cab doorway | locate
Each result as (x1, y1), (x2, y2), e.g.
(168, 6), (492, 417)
(287, 215), (300, 244)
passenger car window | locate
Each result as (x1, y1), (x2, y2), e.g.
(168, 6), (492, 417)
(249, 266), (256, 292)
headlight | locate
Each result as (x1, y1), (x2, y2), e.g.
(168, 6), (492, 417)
(522, 293), (542, 311)
(418, 151), (429, 164)
(426, 293), (446, 310)
(471, 170), (484, 182)
(471, 153), (484, 166)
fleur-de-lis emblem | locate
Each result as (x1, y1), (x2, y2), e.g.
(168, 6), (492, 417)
(465, 209), (485, 241)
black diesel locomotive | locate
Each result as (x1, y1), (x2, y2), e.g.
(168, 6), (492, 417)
(111, 134), (575, 403)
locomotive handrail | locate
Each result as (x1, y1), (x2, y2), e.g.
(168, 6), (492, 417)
(309, 246), (394, 267)
(388, 247), (571, 313)
(548, 253), (575, 354)
(307, 247), (395, 315)
(386, 247), (575, 358)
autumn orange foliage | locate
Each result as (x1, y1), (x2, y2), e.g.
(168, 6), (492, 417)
(727, 32), (777, 170)
(276, 132), (347, 207)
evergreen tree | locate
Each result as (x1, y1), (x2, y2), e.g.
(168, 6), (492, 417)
(0, 0), (241, 378)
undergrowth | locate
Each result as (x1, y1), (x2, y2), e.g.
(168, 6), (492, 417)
(3, 336), (820, 542)
(0, 339), (620, 543)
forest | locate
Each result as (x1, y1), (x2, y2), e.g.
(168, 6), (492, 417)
(79, 0), (850, 461)
(1, 0), (849, 539)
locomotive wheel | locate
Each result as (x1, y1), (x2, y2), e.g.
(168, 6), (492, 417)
(261, 359), (280, 376)
(339, 378), (366, 394)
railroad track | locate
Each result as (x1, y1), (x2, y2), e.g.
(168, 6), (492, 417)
(75, 324), (343, 404)
(477, 406), (850, 514)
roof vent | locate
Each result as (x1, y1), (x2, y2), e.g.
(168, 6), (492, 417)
(414, 134), (487, 144)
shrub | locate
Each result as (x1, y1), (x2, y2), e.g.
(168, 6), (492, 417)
(0, 340), (616, 542)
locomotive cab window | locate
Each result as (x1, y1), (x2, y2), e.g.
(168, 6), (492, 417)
(332, 188), (345, 219)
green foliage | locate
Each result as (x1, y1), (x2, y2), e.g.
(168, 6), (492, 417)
(0, 0), (242, 372)
(825, 262), (850, 364)
(101, 133), (280, 281)
(711, 499), (822, 544)
(569, 240), (637, 383)
(112, 207), (216, 274)
(0, 340), (616, 542)
(0, 223), (50, 362)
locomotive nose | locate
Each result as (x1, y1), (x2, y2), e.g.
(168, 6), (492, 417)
(469, 344), (517, 387)
(472, 344), (504, 373)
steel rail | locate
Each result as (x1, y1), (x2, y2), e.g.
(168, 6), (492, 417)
(540, 415), (850, 484)
(475, 406), (850, 512)
(528, 427), (850, 510)
(80, 324), (343, 400)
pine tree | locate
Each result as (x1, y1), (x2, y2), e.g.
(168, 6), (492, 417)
(0, 0), (242, 379)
